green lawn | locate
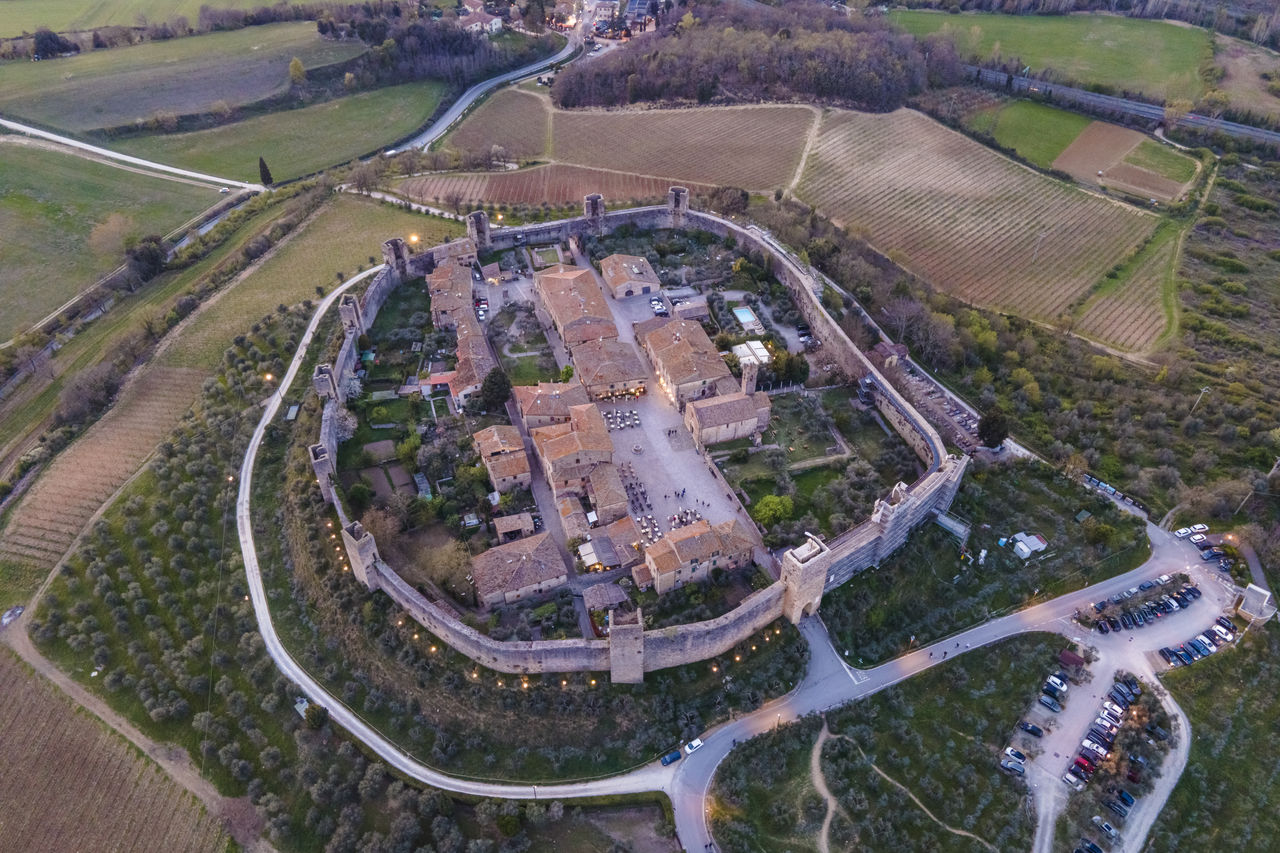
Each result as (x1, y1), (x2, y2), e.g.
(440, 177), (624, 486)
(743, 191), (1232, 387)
(891, 11), (1211, 102)
(0, 142), (219, 341)
(713, 634), (1059, 852)
(0, 0), (309, 36)
(972, 100), (1092, 169)
(162, 194), (461, 369)
(0, 24), (364, 133)
(1124, 138), (1199, 183)
(822, 459), (1150, 664)
(111, 81), (448, 183)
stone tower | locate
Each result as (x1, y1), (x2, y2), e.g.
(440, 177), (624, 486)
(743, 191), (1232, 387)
(668, 186), (689, 229)
(382, 237), (409, 280)
(584, 193), (604, 235)
(338, 293), (364, 334)
(313, 363), (339, 400)
(781, 534), (830, 623)
(341, 520), (382, 591)
(466, 210), (491, 251)
(608, 608), (645, 683)
(309, 444), (335, 503)
(741, 359), (759, 395)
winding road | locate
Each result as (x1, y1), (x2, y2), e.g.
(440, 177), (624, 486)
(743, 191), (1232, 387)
(237, 273), (1231, 851)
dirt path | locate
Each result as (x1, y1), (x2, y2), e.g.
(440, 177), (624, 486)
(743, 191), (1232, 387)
(788, 108), (824, 195)
(1, 621), (270, 850)
(809, 720), (841, 853)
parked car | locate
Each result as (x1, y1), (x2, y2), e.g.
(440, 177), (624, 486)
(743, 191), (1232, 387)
(1075, 756), (1095, 774)
(1190, 523), (1209, 533)
(1189, 533), (1207, 545)
(1176, 646), (1195, 664)
(1081, 739), (1110, 760)
(1108, 617), (1122, 631)
(1184, 585), (1203, 600)
(1159, 648), (1176, 665)
(1132, 609), (1145, 627)
(1201, 548), (1223, 561)
(1212, 624), (1234, 642)
(660, 750), (681, 766)
(1174, 528), (1191, 538)
(1018, 721), (1044, 738)
(1039, 695), (1063, 713)
(1117, 789), (1136, 807)
(1047, 675), (1070, 694)
(1000, 758), (1025, 776)
(684, 738), (704, 754)
(1096, 620), (1110, 634)
(1103, 700), (1125, 718)
(1138, 580), (1155, 590)
(1106, 799), (1130, 818)
(1092, 816), (1119, 839)
(1119, 612), (1133, 630)
(1216, 616), (1235, 632)
(1004, 747), (1027, 762)
(1063, 772), (1086, 791)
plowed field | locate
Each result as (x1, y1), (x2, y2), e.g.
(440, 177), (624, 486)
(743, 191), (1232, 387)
(1077, 234), (1176, 351)
(798, 109), (1156, 321)
(0, 367), (206, 582)
(0, 650), (226, 852)
(400, 164), (708, 207)
(446, 89), (551, 160)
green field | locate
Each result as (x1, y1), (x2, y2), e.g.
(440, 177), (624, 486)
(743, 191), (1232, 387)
(892, 11), (1211, 102)
(111, 81), (448, 183)
(0, 142), (218, 341)
(161, 194), (462, 368)
(970, 100), (1091, 168)
(0, 24), (365, 133)
(1124, 138), (1199, 183)
(0, 0), (308, 36)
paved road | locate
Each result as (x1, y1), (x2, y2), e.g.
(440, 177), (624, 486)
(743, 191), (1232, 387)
(0, 117), (262, 190)
(236, 278), (1232, 850)
(405, 29), (580, 150)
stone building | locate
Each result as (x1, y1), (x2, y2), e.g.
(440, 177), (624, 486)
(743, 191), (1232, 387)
(470, 532), (569, 608)
(600, 254), (660, 298)
(637, 317), (737, 409)
(635, 518), (757, 594)
(684, 390), (771, 447)
(534, 264), (617, 347)
(428, 263), (474, 331)
(513, 381), (591, 428)
(493, 512), (535, 541)
(569, 338), (647, 400)
(474, 425), (532, 493)
(586, 463), (628, 525)
(438, 315), (496, 408)
(529, 403), (614, 493)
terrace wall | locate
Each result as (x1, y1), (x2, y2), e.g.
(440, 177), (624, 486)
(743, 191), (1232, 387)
(314, 195), (965, 680)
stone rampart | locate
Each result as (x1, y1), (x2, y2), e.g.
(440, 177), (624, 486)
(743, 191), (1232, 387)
(643, 582), (785, 671)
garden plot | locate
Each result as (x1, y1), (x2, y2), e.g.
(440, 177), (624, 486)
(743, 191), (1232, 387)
(1053, 123), (1198, 202)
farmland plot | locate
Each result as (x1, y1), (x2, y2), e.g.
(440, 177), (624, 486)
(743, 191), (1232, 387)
(552, 105), (816, 190)
(797, 109), (1156, 320)
(0, 650), (227, 852)
(445, 88), (551, 160)
(0, 367), (206, 592)
(1077, 233), (1176, 351)
(399, 163), (706, 207)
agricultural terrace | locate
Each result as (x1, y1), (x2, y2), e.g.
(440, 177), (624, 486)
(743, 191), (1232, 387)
(1076, 225), (1180, 351)
(552, 105), (816, 191)
(0, 650), (228, 851)
(445, 88), (551, 161)
(796, 109), (1156, 321)
(712, 634), (1061, 852)
(0, 23), (364, 133)
(111, 80), (448, 184)
(162, 195), (462, 369)
(399, 163), (708, 209)
(0, 0), (307, 35)
(0, 140), (219, 341)
(1215, 34), (1280, 124)
(822, 460), (1149, 664)
(890, 10), (1211, 102)
(0, 366), (207, 605)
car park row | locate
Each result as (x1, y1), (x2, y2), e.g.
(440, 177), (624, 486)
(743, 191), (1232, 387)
(1065, 676), (1146, 852)
(1092, 576), (1203, 635)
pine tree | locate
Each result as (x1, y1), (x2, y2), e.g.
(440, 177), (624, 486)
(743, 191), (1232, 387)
(258, 157), (274, 186)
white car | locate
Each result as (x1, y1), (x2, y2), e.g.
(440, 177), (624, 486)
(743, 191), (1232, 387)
(1174, 528), (1192, 538)
(1081, 739), (1110, 760)
(1189, 533), (1207, 545)
(1092, 816), (1120, 839)
(1046, 675), (1069, 694)
(1003, 747), (1026, 762)
(1195, 634), (1218, 653)
(1094, 717), (1119, 735)
(684, 738), (704, 754)
(1212, 625), (1235, 642)
(1063, 772), (1086, 792)
(1102, 700), (1125, 718)
(1190, 523), (1209, 533)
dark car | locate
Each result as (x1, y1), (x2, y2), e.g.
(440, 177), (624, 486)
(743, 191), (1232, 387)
(1159, 648), (1175, 665)
(1175, 647), (1193, 665)
(1118, 790), (1136, 807)
(1089, 728), (1115, 747)
(1217, 616), (1235, 631)
(1120, 612), (1134, 630)
(1114, 682), (1134, 702)
(1080, 839), (1104, 853)
(1106, 799), (1130, 818)
(1094, 601), (1107, 613)
(1019, 721), (1044, 738)
(660, 750), (682, 766)
(1069, 764), (1089, 781)
(1108, 617), (1122, 631)
(1097, 619), (1110, 634)
(1185, 585), (1203, 600)
(1132, 609), (1145, 627)
(1109, 689), (1130, 709)
(1139, 580), (1154, 590)
(1172, 593), (1189, 607)
(1127, 767), (1142, 783)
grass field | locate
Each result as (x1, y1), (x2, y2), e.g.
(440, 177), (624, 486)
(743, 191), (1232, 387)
(161, 195), (462, 369)
(444, 88), (551, 160)
(713, 634), (1060, 852)
(1124, 139), (1199, 184)
(891, 10), (1211, 102)
(0, 649), (228, 851)
(0, 140), (219, 341)
(822, 460), (1148, 664)
(552, 104), (815, 191)
(399, 163), (704, 208)
(1076, 225), (1180, 351)
(796, 108), (1156, 321)
(1, 0), (307, 35)
(0, 23), (364, 133)
(1215, 34), (1280, 123)
(112, 81), (448, 183)
(970, 100), (1091, 168)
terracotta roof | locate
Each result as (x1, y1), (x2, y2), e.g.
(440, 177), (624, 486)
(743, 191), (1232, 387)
(588, 463), (627, 512)
(431, 238), (476, 262)
(473, 425), (523, 458)
(631, 562), (653, 588)
(600, 254), (660, 294)
(470, 533), (568, 602)
(531, 404), (613, 465)
(570, 339), (647, 389)
(646, 517), (757, 578)
(686, 391), (769, 431)
(449, 320), (497, 394)
(428, 263), (473, 324)
(514, 382), (589, 421)
(494, 512), (534, 536)
(581, 580), (628, 610)
(485, 451), (530, 482)
(536, 264), (617, 346)
(640, 318), (732, 388)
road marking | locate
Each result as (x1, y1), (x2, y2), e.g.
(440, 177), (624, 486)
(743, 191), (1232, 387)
(847, 667), (868, 684)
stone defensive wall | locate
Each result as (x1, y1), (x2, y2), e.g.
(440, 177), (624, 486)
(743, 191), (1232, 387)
(303, 190), (966, 681)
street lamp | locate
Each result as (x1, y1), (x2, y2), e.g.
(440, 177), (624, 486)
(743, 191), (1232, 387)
(1191, 386), (1211, 413)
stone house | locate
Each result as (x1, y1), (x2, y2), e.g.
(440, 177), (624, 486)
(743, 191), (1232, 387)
(600, 253), (660, 298)
(493, 512), (535, 541)
(473, 425), (531, 493)
(569, 338), (647, 400)
(513, 381), (590, 428)
(637, 317), (738, 409)
(635, 518), (757, 594)
(684, 390), (771, 447)
(586, 463), (628, 525)
(470, 532), (568, 608)
(535, 264), (617, 347)
(529, 403), (614, 494)
(427, 263), (474, 331)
